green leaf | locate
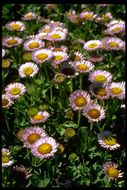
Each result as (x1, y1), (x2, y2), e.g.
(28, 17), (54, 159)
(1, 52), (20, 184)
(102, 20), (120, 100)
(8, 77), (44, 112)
(37, 178), (50, 187)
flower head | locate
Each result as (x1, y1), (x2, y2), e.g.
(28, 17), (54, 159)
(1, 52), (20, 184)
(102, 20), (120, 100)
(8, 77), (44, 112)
(87, 55), (104, 63)
(32, 49), (53, 64)
(22, 12), (37, 20)
(2, 148), (14, 167)
(98, 131), (120, 150)
(69, 90), (91, 111)
(47, 31), (66, 41)
(83, 40), (102, 51)
(3, 37), (23, 48)
(71, 60), (94, 73)
(30, 111), (50, 124)
(2, 94), (13, 108)
(24, 38), (44, 51)
(72, 51), (84, 62)
(31, 137), (58, 159)
(82, 103), (105, 122)
(89, 83), (110, 100)
(53, 73), (66, 83)
(2, 49), (6, 58)
(80, 11), (97, 20)
(58, 63), (78, 78)
(103, 162), (123, 181)
(12, 165), (32, 179)
(21, 126), (47, 148)
(88, 70), (112, 83)
(105, 23), (125, 35)
(52, 51), (69, 68)
(5, 83), (26, 99)
(102, 37), (124, 50)
(6, 21), (25, 31)
(18, 62), (39, 78)
(109, 82), (125, 100)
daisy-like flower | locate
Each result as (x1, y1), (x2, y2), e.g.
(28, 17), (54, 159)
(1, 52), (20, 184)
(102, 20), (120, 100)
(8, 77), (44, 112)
(98, 131), (120, 150)
(102, 37), (124, 50)
(18, 62), (39, 78)
(72, 51), (84, 62)
(2, 49), (6, 58)
(52, 51), (69, 68)
(22, 12), (37, 20)
(71, 60), (94, 73)
(24, 38), (44, 51)
(21, 126), (47, 148)
(31, 136), (58, 159)
(2, 148), (14, 167)
(87, 55), (104, 63)
(83, 40), (102, 51)
(109, 82), (125, 100)
(30, 111), (50, 124)
(88, 70), (112, 83)
(103, 162), (124, 181)
(105, 23), (125, 35)
(106, 20), (125, 28)
(32, 49), (53, 64)
(49, 45), (67, 52)
(82, 103), (105, 122)
(5, 83), (26, 99)
(52, 26), (68, 35)
(47, 31), (66, 41)
(2, 59), (12, 69)
(69, 90), (91, 111)
(66, 10), (79, 24)
(89, 83), (110, 100)
(2, 94), (13, 108)
(59, 63), (78, 78)
(80, 11), (97, 20)
(6, 21), (25, 31)
(2, 36), (23, 48)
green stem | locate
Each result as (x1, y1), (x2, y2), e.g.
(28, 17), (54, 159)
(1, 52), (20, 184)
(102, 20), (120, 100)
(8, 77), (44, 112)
(90, 122), (94, 131)
(3, 109), (10, 132)
(78, 110), (81, 127)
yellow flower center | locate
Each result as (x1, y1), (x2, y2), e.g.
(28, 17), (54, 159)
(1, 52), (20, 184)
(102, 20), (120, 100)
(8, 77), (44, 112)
(111, 27), (120, 32)
(87, 109), (100, 119)
(7, 39), (18, 45)
(43, 28), (50, 33)
(77, 64), (88, 71)
(88, 43), (98, 49)
(103, 136), (117, 146)
(25, 13), (32, 19)
(32, 114), (44, 121)
(84, 13), (93, 19)
(50, 34), (61, 39)
(23, 67), (34, 75)
(53, 48), (62, 51)
(94, 87), (107, 96)
(27, 133), (41, 144)
(94, 75), (107, 82)
(2, 156), (10, 163)
(2, 152), (8, 157)
(107, 167), (119, 178)
(10, 87), (21, 95)
(74, 96), (87, 107)
(111, 87), (123, 95)
(108, 42), (119, 47)
(37, 143), (52, 154)
(36, 53), (48, 60)
(54, 55), (63, 61)
(11, 23), (21, 30)
(2, 98), (9, 107)
(28, 42), (39, 49)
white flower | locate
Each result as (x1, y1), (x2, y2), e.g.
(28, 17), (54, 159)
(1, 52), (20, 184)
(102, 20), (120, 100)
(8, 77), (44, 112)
(82, 103), (105, 122)
(98, 131), (120, 150)
(88, 70), (112, 83)
(109, 82), (125, 100)
(32, 49), (53, 64)
(18, 62), (39, 78)
(6, 21), (25, 31)
(24, 38), (44, 51)
(2, 36), (23, 48)
(5, 82), (26, 99)
(83, 40), (102, 51)
(2, 94), (13, 108)
(30, 111), (50, 124)
(31, 137), (58, 159)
